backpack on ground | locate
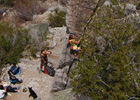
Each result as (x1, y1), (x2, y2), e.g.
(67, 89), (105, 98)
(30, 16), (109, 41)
(8, 70), (22, 84)
(8, 65), (21, 75)
(45, 66), (55, 76)
(9, 75), (22, 84)
(43, 63), (55, 76)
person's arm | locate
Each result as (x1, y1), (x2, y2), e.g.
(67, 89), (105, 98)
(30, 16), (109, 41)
(46, 51), (52, 54)
(77, 37), (82, 44)
(74, 37), (82, 44)
(66, 37), (69, 45)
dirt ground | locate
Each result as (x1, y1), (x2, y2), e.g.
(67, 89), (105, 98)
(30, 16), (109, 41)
(3, 27), (66, 100)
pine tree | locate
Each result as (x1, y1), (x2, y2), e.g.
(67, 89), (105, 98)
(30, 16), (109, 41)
(70, 2), (140, 100)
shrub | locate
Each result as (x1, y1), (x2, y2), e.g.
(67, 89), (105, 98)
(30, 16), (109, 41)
(70, 3), (140, 100)
(0, 0), (15, 6)
(15, 0), (45, 21)
(0, 22), (29, 68)
(49, 8), (66, 27)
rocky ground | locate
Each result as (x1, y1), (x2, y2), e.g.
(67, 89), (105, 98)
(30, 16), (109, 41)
(1, 27), (66, 100)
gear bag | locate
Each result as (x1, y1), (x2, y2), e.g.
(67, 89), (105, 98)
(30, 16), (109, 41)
(44, 63), (55, 76)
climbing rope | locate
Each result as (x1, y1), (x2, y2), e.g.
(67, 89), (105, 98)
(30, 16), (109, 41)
(79, 0), (105, 56)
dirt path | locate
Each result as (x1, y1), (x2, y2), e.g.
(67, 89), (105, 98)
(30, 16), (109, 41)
(5, 27), (66, 100)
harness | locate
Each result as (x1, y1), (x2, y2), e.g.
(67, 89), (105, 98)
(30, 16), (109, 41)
(69, 39), (78, 51)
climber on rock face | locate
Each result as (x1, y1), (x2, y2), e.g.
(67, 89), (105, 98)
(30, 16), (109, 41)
(40, 48), (51, 71)
(67, 34), (82, 59)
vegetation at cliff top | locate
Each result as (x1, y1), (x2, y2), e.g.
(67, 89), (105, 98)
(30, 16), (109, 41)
(70, 2), (140, 100)
(48, 8), (66, 27)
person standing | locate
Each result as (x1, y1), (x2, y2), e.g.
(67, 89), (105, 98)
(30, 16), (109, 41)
(40, 49), (51, 71)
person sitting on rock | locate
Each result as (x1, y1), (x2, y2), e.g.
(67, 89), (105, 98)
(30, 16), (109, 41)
(40, 49), (52, 71)
(67, 34), (82, 59)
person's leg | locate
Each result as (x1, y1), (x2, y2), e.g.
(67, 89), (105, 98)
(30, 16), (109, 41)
(74, 47), (81, 59)
(40, 62), (43, 69)
(40, 59), (44, 70)
(7, 86), (17, 92)
(74, 51), (78, 59)
(78, 47), (81, 50)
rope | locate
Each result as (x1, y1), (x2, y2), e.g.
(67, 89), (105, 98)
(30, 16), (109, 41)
(79, 0), (105, 56)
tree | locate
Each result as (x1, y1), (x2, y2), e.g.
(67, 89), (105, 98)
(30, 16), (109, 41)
(70, 2), (140, 100)
(0, 22), (28, 70)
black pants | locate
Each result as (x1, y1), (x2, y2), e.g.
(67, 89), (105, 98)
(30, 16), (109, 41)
(7, 86), (18, 92)
(41, 57), (48, 66)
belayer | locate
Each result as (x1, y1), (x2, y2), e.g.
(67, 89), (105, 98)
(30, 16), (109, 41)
(40, 49), (51, 73)
(67, 34), (82, 59)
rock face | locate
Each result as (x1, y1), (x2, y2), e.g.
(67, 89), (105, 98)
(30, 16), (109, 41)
(33, 0), (67, 24)
(51, 0), (98, 92)
(66, 0), (97, 34)
(51, 33), (74, 91)
(125, 4), (136, 16)
(25, 22), (50, 51)
(25, 22), (50, 41)
(51, 0), (140, 94)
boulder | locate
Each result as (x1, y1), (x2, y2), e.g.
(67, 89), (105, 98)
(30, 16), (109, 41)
(48, 41), (57, 49)
(21, 51), (31, 58)
(51, 65), (71, 91)
(33, 11), (52, 23)
(103, 1), (111, 6)
(125, 4), (136, 16)
(25, 22), (50, 43)
(48, 88), (74, 100)
(126, 4), (136, 11)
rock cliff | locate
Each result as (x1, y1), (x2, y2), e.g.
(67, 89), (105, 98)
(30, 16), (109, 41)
(66, 0), (97, 34)
(51, 0), (140, 93)
(51, 0), (98, 92)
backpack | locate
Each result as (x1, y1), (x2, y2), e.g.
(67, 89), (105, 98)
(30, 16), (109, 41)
(8, 65), (20, 75)
(44, 64), (55, 76)
(9, 76), (18, 84)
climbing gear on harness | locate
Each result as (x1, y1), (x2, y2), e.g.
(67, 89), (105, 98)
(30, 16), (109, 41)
(70, 45), (78, 51)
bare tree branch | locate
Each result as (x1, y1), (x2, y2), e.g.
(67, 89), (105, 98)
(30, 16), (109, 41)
(97, 75), (110, 89)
